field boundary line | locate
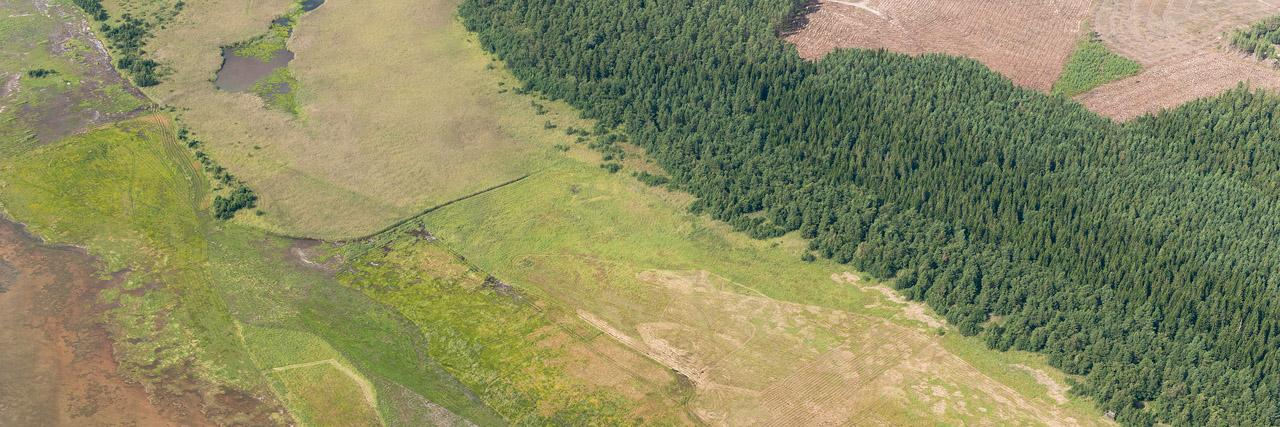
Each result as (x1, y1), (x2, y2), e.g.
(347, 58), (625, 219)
(270, 358), (379, 409)
(271, 169), (544, 244)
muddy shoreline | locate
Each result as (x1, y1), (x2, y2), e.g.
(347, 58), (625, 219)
(0, 217), (202, 426)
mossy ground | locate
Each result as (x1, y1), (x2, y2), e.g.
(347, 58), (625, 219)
(339, 230), (691, 425)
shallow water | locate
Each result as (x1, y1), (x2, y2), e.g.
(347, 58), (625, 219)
(301, 0), (324, 11)
(213, 47), (294, 92)
(0, 217), (191, 425)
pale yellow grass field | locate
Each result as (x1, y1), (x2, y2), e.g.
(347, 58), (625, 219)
(143, 0), (568, 238)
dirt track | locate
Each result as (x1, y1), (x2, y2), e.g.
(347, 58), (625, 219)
(0, 218), (206, 426)
(1080, 0), (1280, 120)
(785, 0), (1091, 91)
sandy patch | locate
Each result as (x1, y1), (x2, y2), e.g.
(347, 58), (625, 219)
(571, 268), (1102, 425)
(832, 271), (945, 329)
(1014, 364), (1070, 405)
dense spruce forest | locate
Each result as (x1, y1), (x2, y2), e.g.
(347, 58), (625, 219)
(459, 0), (1280, 424)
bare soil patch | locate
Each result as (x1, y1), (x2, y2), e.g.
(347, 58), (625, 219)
(284, 238), (340, 274)
(1078, 0), (1280, 120)
(0, 74), (18, 100)
(786, 0), (1280, 119)
(785, 0), (1091, 91)
(831, 272), (944, 329)
(0, 217), (205, 426)
(1014, 364), (1070, 405)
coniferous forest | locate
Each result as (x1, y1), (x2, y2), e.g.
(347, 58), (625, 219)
(459, 0), (1280, 424)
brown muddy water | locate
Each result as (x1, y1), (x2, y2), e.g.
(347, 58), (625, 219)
(0, 217), (203, 426)
(213, 48), (294, 92)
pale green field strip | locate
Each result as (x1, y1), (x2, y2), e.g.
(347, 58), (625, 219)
(240, 323), (383, 426)
(405, 155), (1114, 425)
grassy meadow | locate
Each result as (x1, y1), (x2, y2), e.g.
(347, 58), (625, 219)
(241, 324), (383, 426)
(0, 0), (1121, 424)
(404, 155), (1114, 425)
(136, 0), (575, 239)
(339, 230), (694, 424)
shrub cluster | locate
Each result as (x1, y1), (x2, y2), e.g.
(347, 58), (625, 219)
(69, 0), (165, 86)
(178, 127), (258, 220)
(1230, 16), (1280, 63)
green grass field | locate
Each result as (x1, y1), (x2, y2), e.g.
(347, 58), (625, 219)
(242, 324), (383, 427)
(338, 230), (692, 425)
(207, 223), (506, 426)
(402, 155), (1113, 425)
(0, 0), (1122, 424)
(1052, 31), (1142, 97)
(0, 116), (280, 423)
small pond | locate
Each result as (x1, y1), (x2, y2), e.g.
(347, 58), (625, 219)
(300, 0), (324, 11)
(213, 47), (294, 92)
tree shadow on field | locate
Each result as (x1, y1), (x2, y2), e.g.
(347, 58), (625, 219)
(776, 0), (820, 37)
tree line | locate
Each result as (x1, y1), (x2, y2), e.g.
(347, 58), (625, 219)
(177, 127), (258, 220)
(1230, 15), (1280, 63)
(70, 0), (167, 86)
(459, 0), (1280, 424)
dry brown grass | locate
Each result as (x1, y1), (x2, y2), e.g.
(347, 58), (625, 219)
(785, 0), (1091, 91)
(142, 0), (574, 238)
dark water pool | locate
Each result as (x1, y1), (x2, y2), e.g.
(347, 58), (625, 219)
(301, 0), (324, 11)
(213, 47), (294, 92)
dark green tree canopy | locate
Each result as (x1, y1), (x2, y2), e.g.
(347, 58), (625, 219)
(460, 0), (1280, 425)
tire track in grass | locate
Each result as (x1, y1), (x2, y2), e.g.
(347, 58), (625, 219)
(270, 358), (379, 411)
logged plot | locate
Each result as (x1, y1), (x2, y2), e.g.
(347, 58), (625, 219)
(1078, 0), (1280, 120)
(784, 0), (1091, 91)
